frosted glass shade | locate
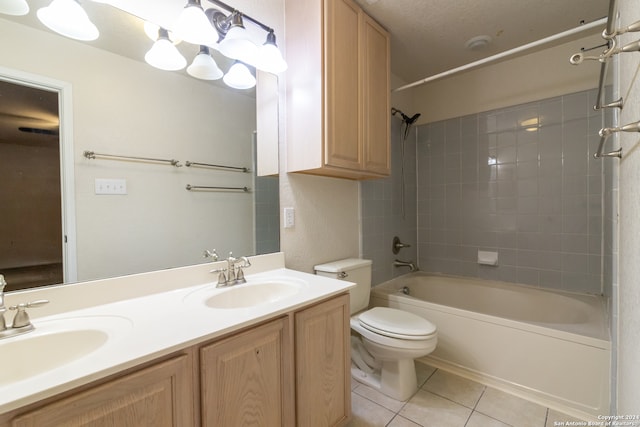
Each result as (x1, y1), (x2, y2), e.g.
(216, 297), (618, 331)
(223, 62), (256, 90)
(218, 26), (257, 64)
(145, 32), (187, 71)
(173, 1), (217, 46)
(187, 47), (223, 80)
(257, 43), (287, 74)
(0, 0), (29, 15)
(37, 0), (99, 41)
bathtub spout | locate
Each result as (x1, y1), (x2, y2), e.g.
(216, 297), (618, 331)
(394, 259), (418, 272)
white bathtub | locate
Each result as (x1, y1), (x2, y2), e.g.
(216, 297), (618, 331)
(370, 273), (611, 420)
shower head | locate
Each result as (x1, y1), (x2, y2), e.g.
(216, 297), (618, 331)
(391, 107), (421, 125)
(405, 113), (421, 125)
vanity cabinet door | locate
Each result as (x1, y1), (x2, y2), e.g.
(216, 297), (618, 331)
(200, 317), (293, 426)
(11, 354), (194, 427)
(295, 294), (351, 427)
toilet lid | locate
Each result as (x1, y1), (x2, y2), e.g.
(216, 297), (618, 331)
(359, 307), (436, 340)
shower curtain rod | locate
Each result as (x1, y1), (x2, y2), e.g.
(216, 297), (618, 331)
(393, 17), (608, 93)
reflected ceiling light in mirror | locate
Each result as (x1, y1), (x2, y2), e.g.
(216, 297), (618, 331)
(257, 31), (287, 74)
(173, 0), (217, 46)
(37, 0), (99, 41)
(223, 61), (256, 90)
(187, 46), (223, 80)
(145, 28), (187, 71)
(211, 10), (258, 63)
(0, 0), (29, 15)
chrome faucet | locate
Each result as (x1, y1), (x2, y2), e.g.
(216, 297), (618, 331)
(0, 274), (50, 340)
(210, 253), (252, 287)
(394, 259), (418, 272)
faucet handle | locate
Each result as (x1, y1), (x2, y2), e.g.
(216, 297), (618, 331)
(203, 249), (219, 261)
(9, 299), (49, 329)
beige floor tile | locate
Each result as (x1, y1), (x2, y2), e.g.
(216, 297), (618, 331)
(475, 387), (547, 427)
(415, 361), (437, 387)
(353, 383), (406, 413)
(399, 390), (472, 427)
(422, 369), (485, 408)
(466, 411), (511, 427)
(545, 409), (585, 427)
(348, 391), (396, 427)
(387, 415), (422, 427)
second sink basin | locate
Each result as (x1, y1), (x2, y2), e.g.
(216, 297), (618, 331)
(205, 281), (303, 309)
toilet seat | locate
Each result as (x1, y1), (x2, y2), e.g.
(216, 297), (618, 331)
(359, 307), (436, 340)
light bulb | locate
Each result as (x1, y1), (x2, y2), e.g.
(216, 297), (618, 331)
(257, 33), (287, 74)
(173, 0), (217, 46)
(223, 62), (256, 90)
(0, 0), (29, 15)
(218, 13), (257, 64)
(145, 29), (187, 71)
(37, 0), (99, 41)
(187, 46), (223, 80)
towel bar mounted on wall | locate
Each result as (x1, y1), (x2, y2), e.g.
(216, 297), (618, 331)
(185, 184), (250, 192)
(83, 150), (182, 167)
(185, 161), (250, 173)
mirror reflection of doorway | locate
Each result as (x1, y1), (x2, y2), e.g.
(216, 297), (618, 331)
(0, 78), (63, 291)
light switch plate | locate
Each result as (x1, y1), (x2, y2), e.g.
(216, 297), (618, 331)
(95, 178), (127, 195)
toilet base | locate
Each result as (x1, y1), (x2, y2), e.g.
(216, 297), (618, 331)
(351, 358), (418, 401)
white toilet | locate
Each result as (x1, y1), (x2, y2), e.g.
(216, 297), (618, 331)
(314, 258), (437, 401)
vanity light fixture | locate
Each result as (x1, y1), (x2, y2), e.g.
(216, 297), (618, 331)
(257, 31), (288, 74)
(187, 46), (224, 80)
(0, 0), (29, 16)
(173, 0), (217, 46)
(223, 61), (256, 90)
(145, 28), (187, 71)
(37, 0), (99, 41)
(205, 0), (287, 74)
(212, 11), (258, 64)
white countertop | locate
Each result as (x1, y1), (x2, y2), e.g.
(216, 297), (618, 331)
(0, 253), (354, 414)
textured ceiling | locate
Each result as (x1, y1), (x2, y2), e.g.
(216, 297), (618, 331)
(3, 0), (610, 87)
(354, 0), (610, 85)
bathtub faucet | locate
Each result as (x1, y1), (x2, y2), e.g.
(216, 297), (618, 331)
(394, 259), (418, 272)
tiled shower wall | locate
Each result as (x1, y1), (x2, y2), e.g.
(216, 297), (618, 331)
(417, 88), (606, 294)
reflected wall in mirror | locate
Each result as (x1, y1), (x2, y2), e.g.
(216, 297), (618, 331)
(0, 2), (279, 292)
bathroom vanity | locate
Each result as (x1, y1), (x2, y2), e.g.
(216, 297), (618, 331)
(0, 253), (353, 426)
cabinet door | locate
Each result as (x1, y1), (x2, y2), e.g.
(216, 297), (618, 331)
(361, 13), (390, 175)
(200, 317), (292, 426)
(11, 354), (194, 427)
(295, 294), (351, 427)
(325, 0), (362, 171)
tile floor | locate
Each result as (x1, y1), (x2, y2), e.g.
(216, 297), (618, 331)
(347, 361), (585, 427)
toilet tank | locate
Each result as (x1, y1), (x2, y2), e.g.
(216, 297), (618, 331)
(314, 258), (372, 314)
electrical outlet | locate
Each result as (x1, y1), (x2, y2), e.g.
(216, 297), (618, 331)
(95, 178), (127, 195)
(283, 207), (295, 228)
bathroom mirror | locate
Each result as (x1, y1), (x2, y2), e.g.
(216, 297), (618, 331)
(0, 0), (280, 291)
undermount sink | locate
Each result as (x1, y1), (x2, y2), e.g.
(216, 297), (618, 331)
(185, 278), (308, 310)
(206, 281), (303, 309)
(0, 316), (132, 386)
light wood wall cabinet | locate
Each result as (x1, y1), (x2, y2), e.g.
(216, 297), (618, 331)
(285, 0), (390, 180)
(0, 294), (350, 427)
